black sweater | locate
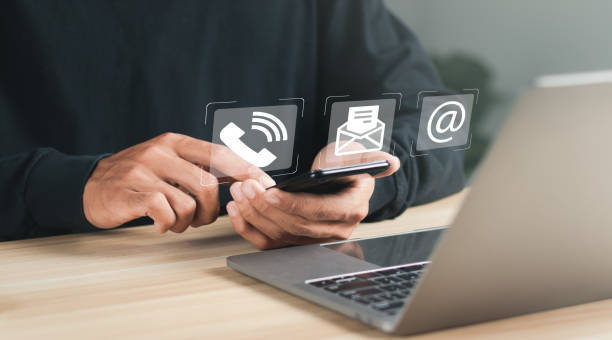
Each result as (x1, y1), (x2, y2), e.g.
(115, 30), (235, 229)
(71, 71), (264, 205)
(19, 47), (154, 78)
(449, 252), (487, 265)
(0, 0), (465, 241)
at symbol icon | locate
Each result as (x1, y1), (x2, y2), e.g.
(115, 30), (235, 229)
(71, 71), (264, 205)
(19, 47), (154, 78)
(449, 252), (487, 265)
(427, 101), (466, 144)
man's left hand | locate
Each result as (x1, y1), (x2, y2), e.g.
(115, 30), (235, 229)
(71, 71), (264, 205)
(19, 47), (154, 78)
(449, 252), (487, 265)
(226, 148), (400, 249)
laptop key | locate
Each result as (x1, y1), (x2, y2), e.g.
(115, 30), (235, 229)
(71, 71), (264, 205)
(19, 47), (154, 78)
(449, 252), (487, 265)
(378, 294), (394, 301)
(339, 290), (358, 298)
(334, 279), (377, 292)
(367, 296), (382, 303)
(391, 293), (406, 300)
(398, 273), (418, 281)
(400, 288), (412, 295)
(324, 285), (342, 293)
(375, 277), (391, 284)
(354, 288), (382, 296)
(388, 276), (403, 283)
(381, 284), (402, 292)
(335, 276), (357, 284)
(400, 282), (414, 290)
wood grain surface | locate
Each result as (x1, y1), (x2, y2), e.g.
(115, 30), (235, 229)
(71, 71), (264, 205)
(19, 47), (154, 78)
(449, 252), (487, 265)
(2, 190), (612, 339)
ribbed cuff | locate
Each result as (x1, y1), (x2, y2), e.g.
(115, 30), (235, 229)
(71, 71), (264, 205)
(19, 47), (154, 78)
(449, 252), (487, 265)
(25, 149), (110, 233)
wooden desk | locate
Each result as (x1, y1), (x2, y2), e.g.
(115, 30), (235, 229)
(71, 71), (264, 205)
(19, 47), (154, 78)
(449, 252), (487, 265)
(2, 190), (612, 339)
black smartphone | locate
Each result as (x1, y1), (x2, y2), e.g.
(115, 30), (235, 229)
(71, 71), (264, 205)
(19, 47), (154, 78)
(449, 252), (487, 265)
(271, 160), (390, 194)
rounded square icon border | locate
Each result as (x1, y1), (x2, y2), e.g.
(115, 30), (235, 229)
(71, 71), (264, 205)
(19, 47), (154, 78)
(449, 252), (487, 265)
(202, 98), (304, 186)
(410, 89), (478, 157)
(320, 93), (401, 168)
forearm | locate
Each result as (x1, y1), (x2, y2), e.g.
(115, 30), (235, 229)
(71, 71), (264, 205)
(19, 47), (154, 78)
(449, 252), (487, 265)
(0, 148), (106, 240)
(366, 135), (465, 221)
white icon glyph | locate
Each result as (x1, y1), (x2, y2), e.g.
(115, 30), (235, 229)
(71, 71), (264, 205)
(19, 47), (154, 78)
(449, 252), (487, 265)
(251, 111), (288, 142)
(427, 101), (466, 144)
(219, 111), (288, 168)
(335, 105), (385, 156)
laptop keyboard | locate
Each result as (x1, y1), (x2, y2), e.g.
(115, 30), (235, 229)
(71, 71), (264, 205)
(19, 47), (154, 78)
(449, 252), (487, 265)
(306, 262), (427, 316)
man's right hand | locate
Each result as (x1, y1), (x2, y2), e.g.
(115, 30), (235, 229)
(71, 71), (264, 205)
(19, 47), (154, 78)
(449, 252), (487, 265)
(83, 132), (275, 233)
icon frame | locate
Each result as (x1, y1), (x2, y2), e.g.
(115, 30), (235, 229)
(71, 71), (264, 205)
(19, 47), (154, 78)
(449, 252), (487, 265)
(409, 89), (478, 158)
(319, 92), (401, 169)
(202, 97), (304, 186)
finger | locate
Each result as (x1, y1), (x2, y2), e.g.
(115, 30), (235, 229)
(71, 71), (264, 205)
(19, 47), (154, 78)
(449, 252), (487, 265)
(230, 182), (292, 242)
(191, 169), (219, 226)
(356, 151), (401, 178)
(230, 181), (310, 244)
(263, 185), (370, 223)
(207, 144), (276, 187)
(126, 191), (176, 233)
(161, 184), (197, 233)
(134, 181), (197, 233)
(149, 154), (219, 227)
(166, 133), (275, 187)
(242, 180), (355, 240)
(226, 201), (284, 250)
(189, 169), (219, 226)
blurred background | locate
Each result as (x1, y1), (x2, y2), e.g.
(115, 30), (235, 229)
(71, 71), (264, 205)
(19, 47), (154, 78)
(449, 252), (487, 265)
(386, 0), (612, 176)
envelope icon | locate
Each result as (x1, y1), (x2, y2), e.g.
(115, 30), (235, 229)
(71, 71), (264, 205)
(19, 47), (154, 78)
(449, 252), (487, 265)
(335, 119), (386, 156)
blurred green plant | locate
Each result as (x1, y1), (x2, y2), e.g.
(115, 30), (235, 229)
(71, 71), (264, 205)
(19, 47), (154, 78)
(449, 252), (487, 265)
(432, 53), (501, 177)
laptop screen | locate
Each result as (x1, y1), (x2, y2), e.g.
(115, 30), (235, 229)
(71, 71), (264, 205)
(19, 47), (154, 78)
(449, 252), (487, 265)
(323, 228), (445, 268)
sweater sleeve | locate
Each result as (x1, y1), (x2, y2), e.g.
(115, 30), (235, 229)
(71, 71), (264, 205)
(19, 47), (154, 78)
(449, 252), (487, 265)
(0, 148), (106, 240)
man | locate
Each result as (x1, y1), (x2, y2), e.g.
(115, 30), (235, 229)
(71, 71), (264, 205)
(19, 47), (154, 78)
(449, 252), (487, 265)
(0, 1), (464, 246)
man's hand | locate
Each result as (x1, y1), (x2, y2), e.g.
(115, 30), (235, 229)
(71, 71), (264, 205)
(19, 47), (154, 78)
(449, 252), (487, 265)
(83, 132), (274, 233)
(226, 146), (400, 249)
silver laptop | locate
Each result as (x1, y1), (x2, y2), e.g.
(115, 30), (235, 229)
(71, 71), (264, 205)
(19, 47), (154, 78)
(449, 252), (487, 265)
(227, 72), (612, 335)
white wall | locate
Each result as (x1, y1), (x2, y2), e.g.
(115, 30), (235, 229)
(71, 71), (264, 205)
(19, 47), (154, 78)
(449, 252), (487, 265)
(386, 0), (612, 134)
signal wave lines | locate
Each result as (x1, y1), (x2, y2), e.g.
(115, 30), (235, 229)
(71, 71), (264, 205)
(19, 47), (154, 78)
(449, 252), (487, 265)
(251, 111), (288, 142)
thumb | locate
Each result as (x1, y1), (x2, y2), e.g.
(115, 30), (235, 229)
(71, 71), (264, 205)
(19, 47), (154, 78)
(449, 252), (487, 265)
(357, 151), (401, 178)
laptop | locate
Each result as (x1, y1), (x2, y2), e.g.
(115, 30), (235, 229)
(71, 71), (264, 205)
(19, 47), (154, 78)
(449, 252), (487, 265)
(227, 72), (612, 335)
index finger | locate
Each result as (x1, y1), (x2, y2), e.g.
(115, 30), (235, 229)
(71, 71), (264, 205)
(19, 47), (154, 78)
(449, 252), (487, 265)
(169, 134), (275, 186)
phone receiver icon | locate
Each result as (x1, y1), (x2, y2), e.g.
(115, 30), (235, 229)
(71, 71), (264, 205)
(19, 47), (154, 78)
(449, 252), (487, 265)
(220, 122), (277, 168)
